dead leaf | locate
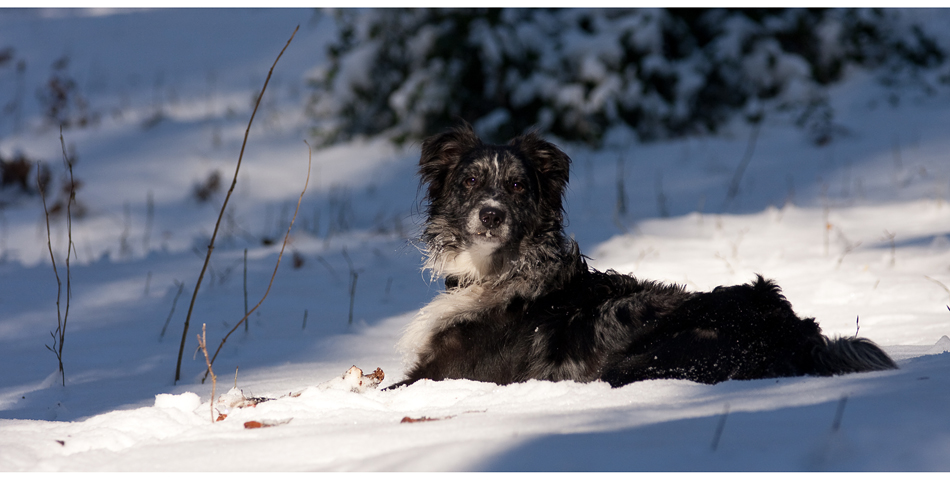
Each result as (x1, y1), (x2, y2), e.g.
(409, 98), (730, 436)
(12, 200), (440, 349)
(400, 415), (453, 424)
(367, 367), (385, 382)
(243, 418), (292, 429)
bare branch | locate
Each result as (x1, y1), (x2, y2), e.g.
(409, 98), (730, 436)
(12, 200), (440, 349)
(202, 139), (312, 382)
(175, 25), (299, 383)
(39, 162), (64, 382)
(924, 275), (950, 304)
(60, 128), (75, 373)
(196, 323), (217, 423)
(722, 119), (761, 211)
(159, 281), (185, 340)
(342, 247), (360, 325)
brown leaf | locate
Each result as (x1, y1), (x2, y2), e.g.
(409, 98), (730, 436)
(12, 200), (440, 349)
(243, 418), (292, 429)
(367, 367), (385, 383)
(400, 415), (452, 424)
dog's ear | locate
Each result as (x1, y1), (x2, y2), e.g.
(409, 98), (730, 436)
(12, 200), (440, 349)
(420, 122), (481, 170)
(419, 122), (482, 198)
(509, 131), (571, 195)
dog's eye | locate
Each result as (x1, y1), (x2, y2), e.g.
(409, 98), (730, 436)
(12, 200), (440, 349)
(465, 177), (477, 188)
(511, 182), (525, 193)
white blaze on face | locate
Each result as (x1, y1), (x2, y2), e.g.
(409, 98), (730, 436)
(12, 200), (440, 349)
(490, 152), (501, 179)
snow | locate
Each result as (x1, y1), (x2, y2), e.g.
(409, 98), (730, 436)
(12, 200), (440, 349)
(2, 8), (950, 472)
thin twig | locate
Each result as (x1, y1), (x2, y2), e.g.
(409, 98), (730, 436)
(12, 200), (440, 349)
(834, 228), (862, 270)
(924, 275), (950, 305)
(882, 230), (896, 267)
(43, 128), (77, 387)
(175, 25), (299, 383)
(196, 323), (217, 423)
(315, 255), (339, 282)
(119, 200), (131, 258)
(348, 272), (359, 324)
(342, 247), (360, 325)
(144, 271), (152, 297)
(143, 190), (154, 252)
(243, 248), (249, 333)
(38, 162), (64, 384)
(202, 139), (311, 382)
(60, 129), (75, 382)
(615, 153), (626, 217)
(722, 120), (761, 211)
(655, 171), (668, 218)
(159, 281), (185, 340)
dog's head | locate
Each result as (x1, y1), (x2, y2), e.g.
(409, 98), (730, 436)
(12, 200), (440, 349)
(417, 123), (571, 283)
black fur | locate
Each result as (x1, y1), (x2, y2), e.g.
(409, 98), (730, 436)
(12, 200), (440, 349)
(393, 123), (896, 389)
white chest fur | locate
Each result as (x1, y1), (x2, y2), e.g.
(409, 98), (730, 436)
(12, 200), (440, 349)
(396, 284), (489, 362)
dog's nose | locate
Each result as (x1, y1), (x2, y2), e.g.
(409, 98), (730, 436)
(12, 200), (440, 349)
(479, 207), (506, 229)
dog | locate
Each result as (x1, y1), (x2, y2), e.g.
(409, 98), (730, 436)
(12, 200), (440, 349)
(391, 123), (896, 389)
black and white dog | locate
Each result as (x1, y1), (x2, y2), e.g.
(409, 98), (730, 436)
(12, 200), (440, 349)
(392, 123), (896, 388)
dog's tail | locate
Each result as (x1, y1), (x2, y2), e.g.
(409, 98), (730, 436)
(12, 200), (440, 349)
(813, 336), (897, 374)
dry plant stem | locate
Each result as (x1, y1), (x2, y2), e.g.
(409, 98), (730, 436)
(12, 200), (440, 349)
(202, 140), (311, 382)
(196, 323), (217, 423)
(143, 190), (154, 252)
(722, 120), (761, 211)
(59, 130), (76, 387)
(243, 248), (249, 333)
(342, 248), (359, 325)
(924, 275), (950, 304)
(38, 163), (65, 385)
(60, 130), (75, 355)
(174, 25), (299, 384)
(159, 281), (185, 339)
(655, 171), (668, 218)
(41, 129), (78, 387)
(615, 153), (626, 217)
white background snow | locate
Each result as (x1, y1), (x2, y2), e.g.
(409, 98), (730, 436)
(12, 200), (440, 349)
(1, 8), (949, 471)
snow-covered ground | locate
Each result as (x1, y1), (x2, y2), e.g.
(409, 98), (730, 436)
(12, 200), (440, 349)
(1, 8), (949, 471)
